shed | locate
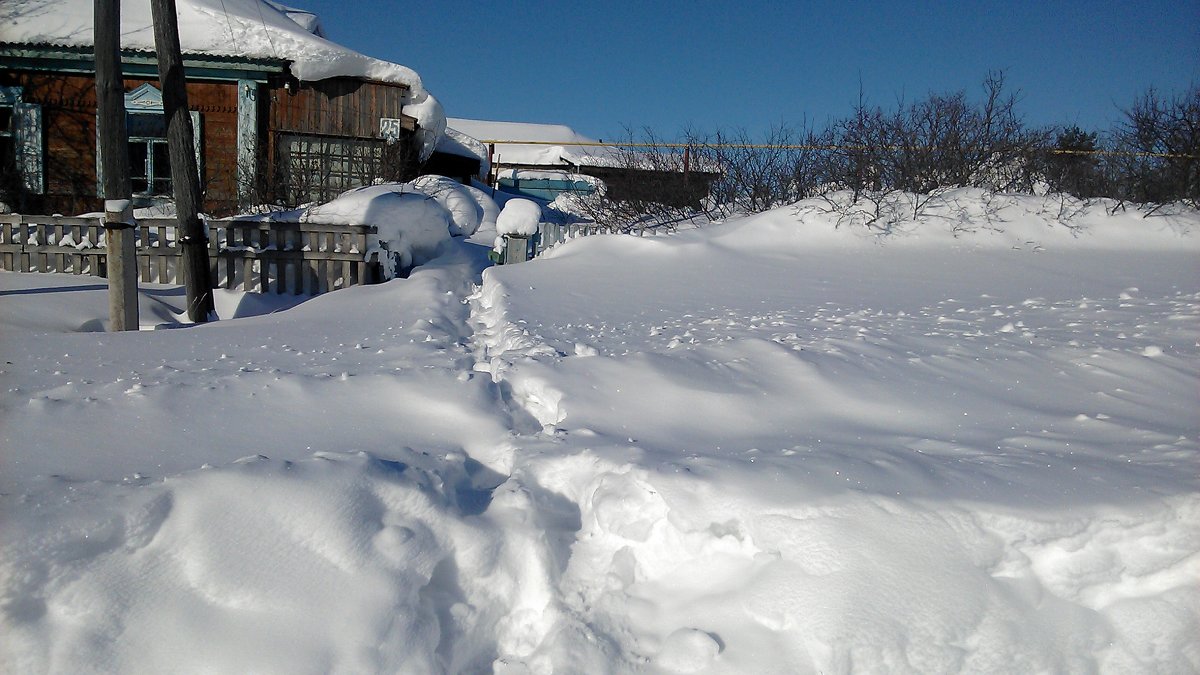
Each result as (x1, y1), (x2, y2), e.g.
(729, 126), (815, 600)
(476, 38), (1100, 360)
(447, 118), (719, 208)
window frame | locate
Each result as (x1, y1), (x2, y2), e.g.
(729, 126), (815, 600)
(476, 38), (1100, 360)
(96, 84), (201, 201)
(277, 133), (386, 205)
(0, 86), (44, 197)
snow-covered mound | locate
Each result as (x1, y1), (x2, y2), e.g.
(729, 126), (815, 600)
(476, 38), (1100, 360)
(303, 183), (452, 275)
(496, 198), (542, 237)
(410, 175), (487, 237)
(1, 192), (1197, 673)
(7, 0), (445, 159)
(470, 183), (501, 233)
(255, 179), (499, 276)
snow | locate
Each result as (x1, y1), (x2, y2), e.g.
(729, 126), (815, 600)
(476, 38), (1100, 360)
(300, 183), (454, 274)
(496, 198), (543, 237)
(498, 169), (603, 186)
(263, 1), (326, 37)
(244, 179), (502, 276)
(6, 0), (445, 159)
(1, 191), (1199, 673)
(436, 126), (493, 178)
(410, 175), (487, 237)
(449, 118), (621, 168)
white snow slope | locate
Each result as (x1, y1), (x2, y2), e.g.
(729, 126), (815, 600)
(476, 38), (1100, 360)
(1, 190), (1198, 674)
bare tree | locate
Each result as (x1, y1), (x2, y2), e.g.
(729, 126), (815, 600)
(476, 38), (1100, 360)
(1107, 86), (1199, 208)
(549, 126), (714, 233)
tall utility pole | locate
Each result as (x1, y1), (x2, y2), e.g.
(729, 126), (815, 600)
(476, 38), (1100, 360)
(150, 0), (213, 322)
(94, 0), (139, 331)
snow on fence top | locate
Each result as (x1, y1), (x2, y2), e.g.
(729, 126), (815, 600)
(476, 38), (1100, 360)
(6, 0), (445, 158)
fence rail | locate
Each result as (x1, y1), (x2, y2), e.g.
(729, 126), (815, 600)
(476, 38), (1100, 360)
(0, 214), (381, 295)
(531, 221), (673, 258)
(534, 222), (614, 255)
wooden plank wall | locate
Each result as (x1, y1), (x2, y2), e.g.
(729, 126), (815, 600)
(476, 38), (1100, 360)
(269, 78), (413, 138)
(2, 72), (241, 215)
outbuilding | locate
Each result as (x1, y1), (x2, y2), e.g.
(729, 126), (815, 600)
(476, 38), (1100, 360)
(447, 118), (719, 208)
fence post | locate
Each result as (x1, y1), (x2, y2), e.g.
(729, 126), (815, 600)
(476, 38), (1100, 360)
(104, 205), (139, 330)
(502, 235), (530, 264)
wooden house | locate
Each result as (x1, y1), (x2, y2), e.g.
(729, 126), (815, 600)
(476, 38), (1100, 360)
(1, 0), (433, 217)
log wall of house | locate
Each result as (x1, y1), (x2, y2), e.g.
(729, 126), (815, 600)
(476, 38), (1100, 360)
(263, 77), (420, 204)
(269, 78), (412, 138)
(2, 69), (426, 216)
(1, 71), (241, 216)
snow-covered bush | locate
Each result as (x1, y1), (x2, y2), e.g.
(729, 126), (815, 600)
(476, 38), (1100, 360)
(492, 198), (542, 257)
(467, 182), (500, 232)
(305, 184), (452, 277)
(409, 175), (485, 237)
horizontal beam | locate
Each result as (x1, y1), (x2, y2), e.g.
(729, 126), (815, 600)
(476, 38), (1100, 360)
(480, 139), (1199, 160)
(0, 45), (287, 82)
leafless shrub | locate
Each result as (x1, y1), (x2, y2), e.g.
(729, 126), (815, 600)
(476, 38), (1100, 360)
(1105, 86), (1199, 210)
(699, 122), (827, 218)
(550, 126), (715, 232)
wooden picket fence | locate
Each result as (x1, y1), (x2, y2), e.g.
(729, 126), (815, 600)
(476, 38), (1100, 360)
(528, 221), (670, 259)
(0, 214), (383, 295)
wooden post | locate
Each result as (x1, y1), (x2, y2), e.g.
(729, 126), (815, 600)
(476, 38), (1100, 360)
(150, 0), (213, 322)
(488, 143), (496, 190)
(503, 235), (530, 264)
(94, 0), (139, 331)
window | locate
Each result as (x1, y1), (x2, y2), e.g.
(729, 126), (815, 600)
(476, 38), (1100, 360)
(0, 86), (43, 200)
(96, 84), (199, 200)
(278, 134), (385, 204)
(127, 112), (172, 196)
(0, 105), (14, 185)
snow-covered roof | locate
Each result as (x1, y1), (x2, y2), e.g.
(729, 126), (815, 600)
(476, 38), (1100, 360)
(435, 127), (488, 162)
(263, 1), (325, 38)
(447, 118), (621, 168)
(5, 0), (445, 159)
(7, 0), (418, 86)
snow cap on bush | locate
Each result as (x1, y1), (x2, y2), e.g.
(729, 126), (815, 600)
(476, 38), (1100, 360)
(496, 199), (542, 237)
(409, 175), (486, 237)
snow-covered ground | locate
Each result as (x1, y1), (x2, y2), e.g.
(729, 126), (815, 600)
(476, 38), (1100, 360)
(1, 192), (1198, 673)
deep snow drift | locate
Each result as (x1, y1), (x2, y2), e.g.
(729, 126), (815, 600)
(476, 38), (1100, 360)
(1, 192), (1198, 673)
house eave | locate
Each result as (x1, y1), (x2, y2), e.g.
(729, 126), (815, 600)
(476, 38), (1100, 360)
(0, 43), (289, 83)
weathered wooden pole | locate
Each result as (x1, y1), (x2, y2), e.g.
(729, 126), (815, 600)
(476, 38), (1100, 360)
(94, 0), (139, 331)
(150, 0), (213, 322)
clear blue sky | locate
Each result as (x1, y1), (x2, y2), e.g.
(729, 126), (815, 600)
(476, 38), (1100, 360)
(298, 0), (1197, 141)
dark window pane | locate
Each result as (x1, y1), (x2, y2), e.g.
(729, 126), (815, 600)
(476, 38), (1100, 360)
(127, 113), (166, 138)
(0, 107), (12, 135)
(128, 142), (148, 179)
(152, 143), (172, 194)
(152, 142), (170, 171)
